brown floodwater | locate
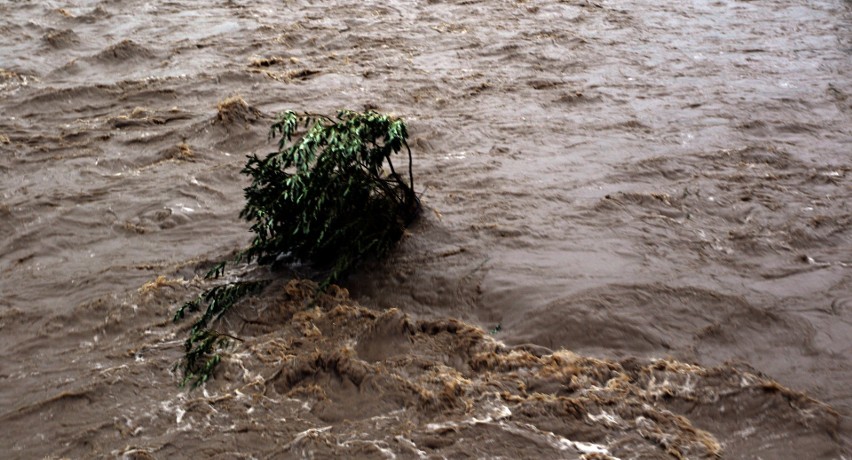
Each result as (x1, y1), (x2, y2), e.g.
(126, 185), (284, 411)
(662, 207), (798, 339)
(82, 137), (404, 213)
(1, 0), (850, 458)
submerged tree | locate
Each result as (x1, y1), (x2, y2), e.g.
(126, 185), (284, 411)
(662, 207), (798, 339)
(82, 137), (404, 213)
(174, 109), (420, 386)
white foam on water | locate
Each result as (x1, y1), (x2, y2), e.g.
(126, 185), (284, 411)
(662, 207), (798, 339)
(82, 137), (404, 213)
(587, 410), (625, 428)
(426, 401), (512, 432)
(498, 420), (617, 459)
(394, 436), (428, 459)
(284, 426), (333, 450)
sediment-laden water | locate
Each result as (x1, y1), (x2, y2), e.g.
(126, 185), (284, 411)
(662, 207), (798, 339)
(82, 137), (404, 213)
(1, 0), (849, 458)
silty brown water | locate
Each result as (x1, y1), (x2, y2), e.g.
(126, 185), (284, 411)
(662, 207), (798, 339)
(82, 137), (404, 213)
(0, 0), (849, 458)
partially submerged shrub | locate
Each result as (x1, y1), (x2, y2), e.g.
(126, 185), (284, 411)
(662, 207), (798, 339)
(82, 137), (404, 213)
(241, 109), (419, 283)
(174, 109), (420, 387)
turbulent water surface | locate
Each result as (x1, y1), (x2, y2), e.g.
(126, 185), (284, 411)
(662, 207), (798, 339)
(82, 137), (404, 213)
(1, 0), (850, 458)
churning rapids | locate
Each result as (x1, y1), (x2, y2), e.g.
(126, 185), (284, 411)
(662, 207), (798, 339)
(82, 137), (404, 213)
(1, 0), (850, 458)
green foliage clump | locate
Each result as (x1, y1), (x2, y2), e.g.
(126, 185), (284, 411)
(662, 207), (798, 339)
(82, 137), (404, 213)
(241, 109), (419, 284)
(173, 109), (420, 387)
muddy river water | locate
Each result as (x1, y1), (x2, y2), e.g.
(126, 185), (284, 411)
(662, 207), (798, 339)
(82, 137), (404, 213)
(1, 0), (850, 458)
